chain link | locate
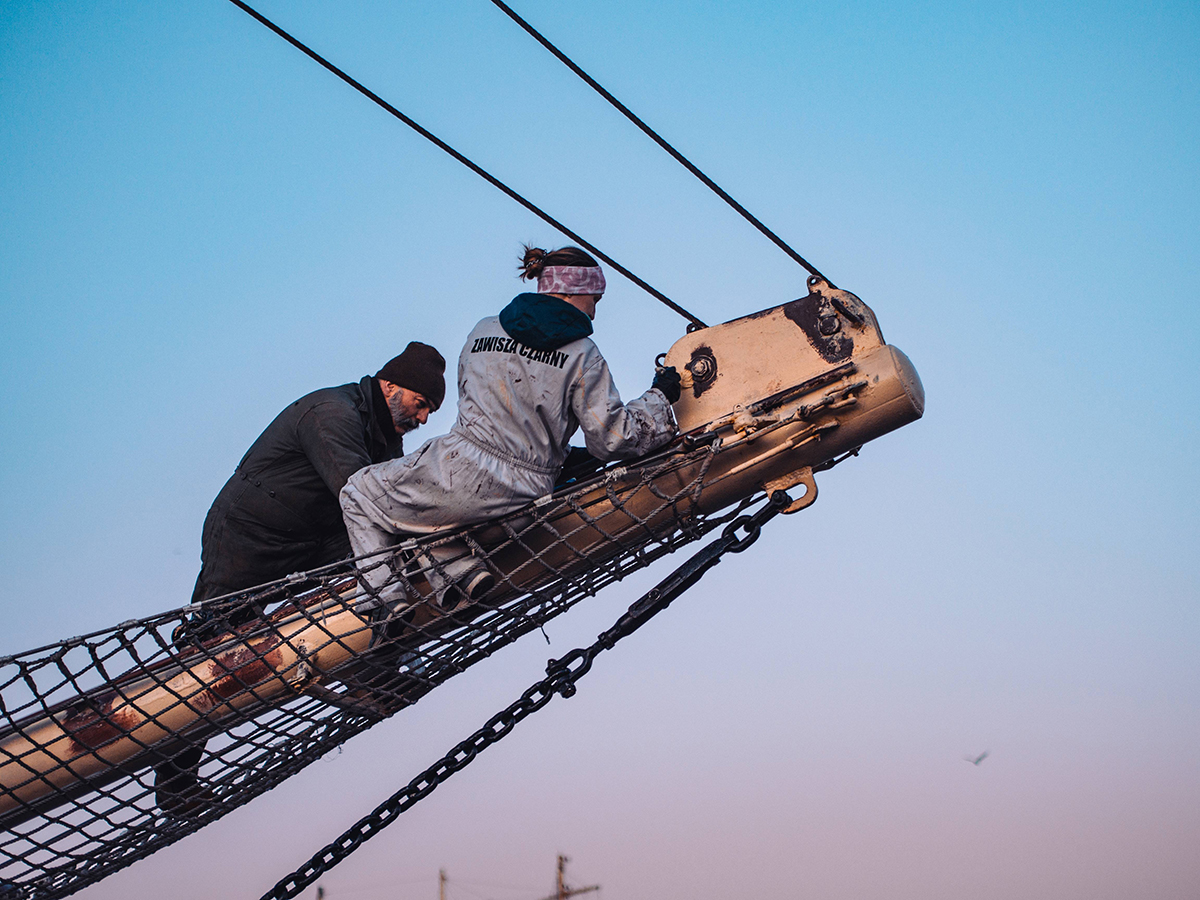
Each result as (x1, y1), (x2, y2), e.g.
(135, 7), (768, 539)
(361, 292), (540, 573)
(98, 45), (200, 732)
(261, 491), (789, 900)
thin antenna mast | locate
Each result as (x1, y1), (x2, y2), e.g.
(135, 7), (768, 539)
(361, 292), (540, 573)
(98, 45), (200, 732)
(538, 855), (599, 900)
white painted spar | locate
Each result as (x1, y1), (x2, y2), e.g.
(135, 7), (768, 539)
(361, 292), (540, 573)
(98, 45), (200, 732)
(0, 281), (923, 819)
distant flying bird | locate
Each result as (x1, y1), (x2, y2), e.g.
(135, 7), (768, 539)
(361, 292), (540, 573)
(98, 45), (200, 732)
(964, 751), (990, 766)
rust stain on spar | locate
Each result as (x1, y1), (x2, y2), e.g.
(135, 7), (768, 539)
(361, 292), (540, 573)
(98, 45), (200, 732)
(61, 692), (139, 755)
(207, 634), (284, 700)
(686, 345), (718, 398)
(782, 276), (878, 364)
(0, 609), (375, 820)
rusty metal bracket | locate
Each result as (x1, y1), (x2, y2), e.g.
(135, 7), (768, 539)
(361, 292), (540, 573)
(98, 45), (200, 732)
(764, 466), (817, 513)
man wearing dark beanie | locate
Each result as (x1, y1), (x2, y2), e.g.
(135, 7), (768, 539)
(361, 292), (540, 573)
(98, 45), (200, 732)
(188, 340), (446, 612)
(155, 341), (445, 812)
(375, 341), (446, 410)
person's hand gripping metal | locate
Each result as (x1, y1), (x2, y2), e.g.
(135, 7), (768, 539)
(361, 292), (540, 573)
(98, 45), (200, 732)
(652, 354), (682, 403)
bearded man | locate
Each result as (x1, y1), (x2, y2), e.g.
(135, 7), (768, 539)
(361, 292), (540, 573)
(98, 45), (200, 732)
(189, 341), (446, 609)
(154, 343), (445, 813)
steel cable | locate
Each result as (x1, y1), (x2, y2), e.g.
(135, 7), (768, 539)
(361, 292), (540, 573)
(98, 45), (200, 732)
(487, 0), (832, 286)
(224, 0), (706, 330)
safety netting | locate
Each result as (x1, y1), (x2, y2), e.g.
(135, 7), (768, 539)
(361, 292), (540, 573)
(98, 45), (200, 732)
(0, 440), (744, 899)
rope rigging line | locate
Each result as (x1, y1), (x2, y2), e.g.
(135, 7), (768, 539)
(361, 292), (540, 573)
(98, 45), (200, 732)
(224, 0), (707, 330)
(259, 491), (791, 900)
(486, 0), (833, 286)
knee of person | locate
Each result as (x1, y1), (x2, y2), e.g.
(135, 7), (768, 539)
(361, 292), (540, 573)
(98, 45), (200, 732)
(346, 521), (391, 560)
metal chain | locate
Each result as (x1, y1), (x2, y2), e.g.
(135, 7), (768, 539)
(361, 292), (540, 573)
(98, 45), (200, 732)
(260, 491), (790, 900)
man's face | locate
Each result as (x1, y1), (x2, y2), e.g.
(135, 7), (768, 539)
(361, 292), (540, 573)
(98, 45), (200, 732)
(384, 384), (433, 433)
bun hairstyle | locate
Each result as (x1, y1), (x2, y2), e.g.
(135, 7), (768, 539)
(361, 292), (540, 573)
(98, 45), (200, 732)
(518, 244), (600, 281)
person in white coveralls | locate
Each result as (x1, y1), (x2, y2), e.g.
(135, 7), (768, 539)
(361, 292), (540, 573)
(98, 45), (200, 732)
(339, 244), (683, 609)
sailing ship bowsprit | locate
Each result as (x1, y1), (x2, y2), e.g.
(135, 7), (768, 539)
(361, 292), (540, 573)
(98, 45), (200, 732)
(2, 3), (926, 897)
(2, 275), (921, 897)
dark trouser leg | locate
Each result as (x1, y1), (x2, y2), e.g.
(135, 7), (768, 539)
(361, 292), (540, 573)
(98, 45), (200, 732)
(158, 494), (339, 814)
(153, 743), (210, 817)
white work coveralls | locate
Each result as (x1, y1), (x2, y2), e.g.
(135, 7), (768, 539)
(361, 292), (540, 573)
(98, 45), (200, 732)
(340, 313), (677, 601)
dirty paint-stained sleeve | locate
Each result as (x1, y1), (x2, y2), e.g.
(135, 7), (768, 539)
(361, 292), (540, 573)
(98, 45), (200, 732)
(570, 352), (677, 462)
(295, 400), (377, 496)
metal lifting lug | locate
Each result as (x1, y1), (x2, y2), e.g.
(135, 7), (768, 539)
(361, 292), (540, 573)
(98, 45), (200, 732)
(764, 466), (818, 513)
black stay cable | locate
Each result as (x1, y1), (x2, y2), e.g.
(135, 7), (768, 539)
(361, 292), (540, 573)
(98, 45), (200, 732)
(487, 0), (833, 286)
(225, 0), (707, 330)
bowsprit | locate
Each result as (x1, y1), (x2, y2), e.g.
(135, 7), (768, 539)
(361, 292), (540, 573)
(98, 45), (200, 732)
(0, 277), (921, 898)
(2, 2), (925, 894)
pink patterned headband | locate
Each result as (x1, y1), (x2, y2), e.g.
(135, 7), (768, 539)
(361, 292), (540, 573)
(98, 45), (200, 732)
(537, 265), (606, 296)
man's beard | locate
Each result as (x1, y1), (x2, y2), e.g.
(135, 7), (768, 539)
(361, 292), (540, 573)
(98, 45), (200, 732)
(386, 393), (420, 434)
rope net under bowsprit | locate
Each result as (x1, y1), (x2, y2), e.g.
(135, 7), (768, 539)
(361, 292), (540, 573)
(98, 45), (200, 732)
(0, 441), (741, 899)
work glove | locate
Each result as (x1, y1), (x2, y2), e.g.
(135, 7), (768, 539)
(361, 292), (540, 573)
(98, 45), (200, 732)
(651, 365), (682, 403)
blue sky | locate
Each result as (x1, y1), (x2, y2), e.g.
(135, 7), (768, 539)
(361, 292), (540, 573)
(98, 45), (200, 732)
(2, 1), (1198, 898)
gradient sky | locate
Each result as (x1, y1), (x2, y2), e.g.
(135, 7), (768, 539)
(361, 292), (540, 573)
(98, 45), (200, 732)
(2, 1), (1197, 898)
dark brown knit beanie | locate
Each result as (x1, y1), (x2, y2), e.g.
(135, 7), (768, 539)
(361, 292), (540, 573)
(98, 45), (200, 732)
(376, 342), (446, 410)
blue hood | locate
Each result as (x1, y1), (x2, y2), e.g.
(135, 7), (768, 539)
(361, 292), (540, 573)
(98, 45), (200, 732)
(498, 292), (593, 351)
